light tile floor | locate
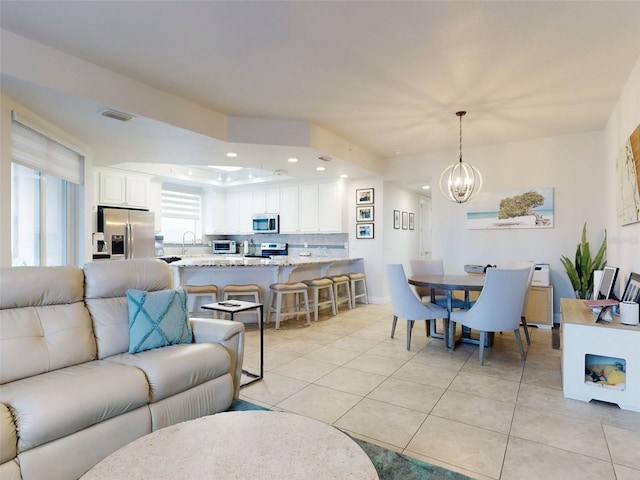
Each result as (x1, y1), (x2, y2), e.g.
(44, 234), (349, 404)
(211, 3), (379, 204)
(239, 303), (640, 480)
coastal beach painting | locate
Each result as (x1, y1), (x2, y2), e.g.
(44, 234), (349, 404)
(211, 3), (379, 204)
(467, 187), (554, 230)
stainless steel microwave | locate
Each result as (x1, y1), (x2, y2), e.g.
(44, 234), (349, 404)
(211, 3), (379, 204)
(211, 240), (236, 254)
(252, 214), (279, 233)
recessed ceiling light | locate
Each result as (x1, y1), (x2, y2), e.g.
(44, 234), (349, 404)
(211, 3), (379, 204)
(226, 152), (238, 158)
(209, 165), (242, 172)
(339, 174), (349, 178)
(288, 157), (298, 163)
(316, 166), (326, 171)
(422, 185), (431, 190)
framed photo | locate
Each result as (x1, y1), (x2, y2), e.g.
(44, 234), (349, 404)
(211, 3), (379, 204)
(356, 188), (374, 205)
(409, 213), (415, 230)
(402, 211), (408, 230)
(356, 223), (374, 239)
(621, 272), (640, 303)
(393, 210), (400, 229)
(356, 206), (374, 222)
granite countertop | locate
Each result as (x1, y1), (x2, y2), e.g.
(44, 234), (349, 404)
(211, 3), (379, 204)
(169, 255), (359, 267)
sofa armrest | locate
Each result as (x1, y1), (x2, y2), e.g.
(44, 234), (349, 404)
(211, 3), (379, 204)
(190, 319), (244, 398)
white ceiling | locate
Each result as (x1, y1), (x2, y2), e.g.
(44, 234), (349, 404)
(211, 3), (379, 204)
(2, 1), (640, 190)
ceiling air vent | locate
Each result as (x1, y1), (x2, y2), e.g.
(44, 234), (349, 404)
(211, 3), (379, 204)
(100, 108), (134, 122)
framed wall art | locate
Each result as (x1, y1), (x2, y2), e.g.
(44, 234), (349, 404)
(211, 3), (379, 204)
(409, 213), (415, 230)
(356, 188), (374, 205)
(393, 210), (400, 229)
(402, 211), (408, 230)
(466, 187), (554, 230)
(356, 223), (374, 239)
(356, 206), (374, 222)
(616, 123), (640, 226)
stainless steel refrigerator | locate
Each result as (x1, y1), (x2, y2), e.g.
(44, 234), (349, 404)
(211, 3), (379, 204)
(98, 206), (155, 259)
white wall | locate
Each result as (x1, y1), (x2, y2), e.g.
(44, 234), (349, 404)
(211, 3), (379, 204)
(347, 177), (385, 302)
(389, 131), (606, 320)
(604, 55), (640, 290)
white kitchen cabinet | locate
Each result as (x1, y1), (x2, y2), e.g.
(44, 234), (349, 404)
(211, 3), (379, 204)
(225, 190), (253, 233)
(298, 184), (318, 232)
(279, 183), (343, 233)
(253, 187), (280, 214)
(202, 189), (226, 234)
(318, 183), (342, 232)
(279, 186), (299, 233)
(96, 168), (150, 208)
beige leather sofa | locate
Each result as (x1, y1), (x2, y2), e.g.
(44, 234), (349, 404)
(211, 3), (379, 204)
(0, 259), (244, 480)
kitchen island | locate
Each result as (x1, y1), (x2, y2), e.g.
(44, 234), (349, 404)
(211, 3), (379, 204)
(170, 256), (365, 308)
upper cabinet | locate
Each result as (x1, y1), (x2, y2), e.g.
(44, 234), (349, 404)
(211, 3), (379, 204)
(253, 188), (280, 214)
(96, 168), (151, 208)
(279, 186), (299, 233)
(279, 182), (343, 233)
(225, 190), (253, 233)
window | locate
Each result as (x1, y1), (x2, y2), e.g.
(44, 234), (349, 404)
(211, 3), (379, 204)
(11, 114), (83, 266)
(161, 184), (202, 243)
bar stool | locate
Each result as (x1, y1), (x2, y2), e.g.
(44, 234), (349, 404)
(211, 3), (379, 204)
(222, 284), (261, 324)
(267, 282), (311, 329)
(349, 272), (369, 307)
(185, 284), (218, 317)
(328, 274), (352, 312)
(302, 277), (336, 322)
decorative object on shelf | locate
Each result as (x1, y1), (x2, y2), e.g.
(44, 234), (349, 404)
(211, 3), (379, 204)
(356, 206), (374, 222)
(559, 222), (607, 299)
(356, 188), (374, 205)
(466, 187), (554, 230)
(615, 123), (640, 226)
(439, 111), (483, 203)
(402, 211), (408, 230)
(621, 272), (640, 303)
(393, 210), (400, 229)
(409, 213), (415, 230)
(356, 223), (374, 239)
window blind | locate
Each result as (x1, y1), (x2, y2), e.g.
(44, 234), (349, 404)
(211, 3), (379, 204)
(162, 184), (202, 220)
(11, 112), (84, 185)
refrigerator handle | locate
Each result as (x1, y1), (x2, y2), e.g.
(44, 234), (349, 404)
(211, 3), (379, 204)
(125, 223), (133, 259)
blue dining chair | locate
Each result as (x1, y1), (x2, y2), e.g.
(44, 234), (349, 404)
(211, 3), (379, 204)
(386, 264), (449, 350)
(449, 267), (530, 365)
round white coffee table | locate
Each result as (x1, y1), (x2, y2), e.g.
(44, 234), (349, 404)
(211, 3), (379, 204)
(82, 411), (378, 479)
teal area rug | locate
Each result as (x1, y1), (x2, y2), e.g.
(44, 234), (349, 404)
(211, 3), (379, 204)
(227, 400), (474, 480)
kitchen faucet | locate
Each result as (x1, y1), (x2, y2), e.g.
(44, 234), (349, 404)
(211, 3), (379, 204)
(182, 231), (196, 255)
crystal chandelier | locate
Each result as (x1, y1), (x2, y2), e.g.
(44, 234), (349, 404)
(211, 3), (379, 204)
(439, 111), (483, 203)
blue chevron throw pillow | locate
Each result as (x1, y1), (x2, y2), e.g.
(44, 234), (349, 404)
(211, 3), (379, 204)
(127, 288), (192, 354)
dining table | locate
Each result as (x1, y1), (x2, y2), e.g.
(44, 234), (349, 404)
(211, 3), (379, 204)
(408, 274), (486, 349)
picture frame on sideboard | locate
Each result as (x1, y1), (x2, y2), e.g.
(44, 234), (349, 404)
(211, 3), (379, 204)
(621, 272), (640, 303)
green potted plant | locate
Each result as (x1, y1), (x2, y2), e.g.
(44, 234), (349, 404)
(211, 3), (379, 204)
(560, 222), (607, 299)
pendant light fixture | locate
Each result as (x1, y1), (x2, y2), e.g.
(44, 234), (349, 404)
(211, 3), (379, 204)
(439, 111), (482, 203)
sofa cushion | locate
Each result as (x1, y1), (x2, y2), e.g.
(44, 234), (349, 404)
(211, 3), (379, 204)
(83, 259), (173, 359)
(1, 403), (16, 463)
(127, 288), (192, 354)
(106, 343), (231, 402)
(0, 266), (96, 384)
(0, 361), (149, 452)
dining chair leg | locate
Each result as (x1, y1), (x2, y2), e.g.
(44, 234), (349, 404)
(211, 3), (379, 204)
(425, 320), (430, 338)
(478, 330), (486, 365)
(406, 320), (414, 351)
(514, 328), (526, 361)
(391, 315), (398, 339)
(521, 316), (531, 345)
